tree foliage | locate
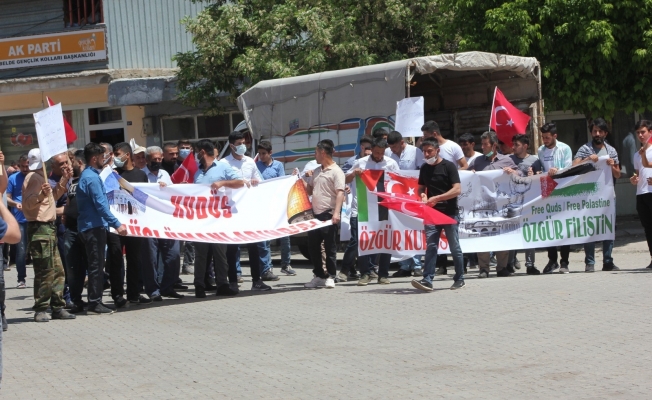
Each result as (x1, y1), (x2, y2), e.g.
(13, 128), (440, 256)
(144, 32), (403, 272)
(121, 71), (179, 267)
(442, 0), (652, 118)
(173, 0), (452, 114)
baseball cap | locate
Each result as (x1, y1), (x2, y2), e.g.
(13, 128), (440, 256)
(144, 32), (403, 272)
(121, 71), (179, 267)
(27, 148), (42, 171)
(130, 138), (146, 154)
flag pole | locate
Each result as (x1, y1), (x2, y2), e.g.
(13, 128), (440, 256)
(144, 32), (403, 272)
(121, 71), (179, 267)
(488, 86), (497, 131)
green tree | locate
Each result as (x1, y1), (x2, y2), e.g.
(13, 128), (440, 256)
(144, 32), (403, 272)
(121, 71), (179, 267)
(174, 0), (452, 114)
(442, 0), (652, 119)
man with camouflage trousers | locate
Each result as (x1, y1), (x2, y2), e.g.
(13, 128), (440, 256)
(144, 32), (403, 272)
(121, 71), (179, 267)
(22, 149), (75, 322)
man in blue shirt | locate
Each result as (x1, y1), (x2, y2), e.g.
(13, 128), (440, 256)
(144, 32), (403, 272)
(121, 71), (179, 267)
(6, 154), (29, 288)
(255, 141), (296, 279)
(77, 142), (126, 314)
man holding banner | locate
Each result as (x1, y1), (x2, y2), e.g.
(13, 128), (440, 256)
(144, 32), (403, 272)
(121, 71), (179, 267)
(411, 139), (465, 291)
(347, 138), (400, 286)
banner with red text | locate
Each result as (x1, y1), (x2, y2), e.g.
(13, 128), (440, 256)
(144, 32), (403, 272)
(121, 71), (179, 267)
(104, 174), (328, 243)
(357, 158), (616, 257)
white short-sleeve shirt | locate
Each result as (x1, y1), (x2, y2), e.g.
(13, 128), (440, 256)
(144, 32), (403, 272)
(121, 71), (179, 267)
(438, 140), (464, 167)
(634, 146), (652, 195)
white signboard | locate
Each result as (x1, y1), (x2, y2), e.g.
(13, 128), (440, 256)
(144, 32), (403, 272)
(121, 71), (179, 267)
(33, 103), (67, 162)
(394, 97), (425, 137)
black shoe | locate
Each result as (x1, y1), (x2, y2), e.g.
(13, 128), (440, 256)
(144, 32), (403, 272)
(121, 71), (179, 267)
(114, 296), (128, 309)
(87, 303), (115, 315)
(647, 262), (652, 269)
(252, 280), (272, 291)
(195, 286), (206, 298)
(348, 271), (360, 280)
(52, 309), (76, 320)
(173, 283), (189, 290)
(602, 263), (620, 271)
(392, 269), (413, 278)
(506, 265), (516, 274)
(69, 303), (86, 314)
(411, 279), (433, 292)
(542, 261), (559, 274)
(151, 295), (163, 302)
(526, 266), (541, 275)
(450, 280), (465, 290)
(129, 295), (152, 304)
(496, 268), (512, 277)
(216, 283), (238, 296)
(163, 291), (185, 299)
(261, 270), (280, 281)
(204, 284), (217, 291)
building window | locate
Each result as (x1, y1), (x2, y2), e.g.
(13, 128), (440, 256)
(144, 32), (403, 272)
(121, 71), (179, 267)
(0, 114), (39, 164)
(88, 107), (122, 125)
(162, 117), (196, 141)
(162, 112), (244, 143)
(64, 0), (104, 28)
(88, 106), (125, 147)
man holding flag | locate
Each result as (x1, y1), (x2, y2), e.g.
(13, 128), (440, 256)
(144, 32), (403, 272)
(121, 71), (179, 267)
(411, 139), (465, 291)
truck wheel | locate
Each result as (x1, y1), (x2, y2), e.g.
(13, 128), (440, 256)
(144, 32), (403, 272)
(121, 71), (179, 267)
(298, 244), (312, 261)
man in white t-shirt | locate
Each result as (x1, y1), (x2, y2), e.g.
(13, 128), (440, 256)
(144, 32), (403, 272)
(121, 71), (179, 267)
(420, 120), (468, 170)
(458, 133), (482, 167)
(630, 119), (652, 269)
(346, 138), (400, 285)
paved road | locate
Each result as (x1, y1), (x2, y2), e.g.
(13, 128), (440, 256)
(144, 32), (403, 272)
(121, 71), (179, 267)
(2, 233), (651, 399)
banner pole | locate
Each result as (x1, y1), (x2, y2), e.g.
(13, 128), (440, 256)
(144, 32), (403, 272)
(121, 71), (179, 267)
(488, 86), (497, 131)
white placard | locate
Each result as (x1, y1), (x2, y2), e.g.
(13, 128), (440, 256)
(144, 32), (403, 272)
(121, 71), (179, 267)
(394, 97), (424, 137)
(33, 103), (67, 162)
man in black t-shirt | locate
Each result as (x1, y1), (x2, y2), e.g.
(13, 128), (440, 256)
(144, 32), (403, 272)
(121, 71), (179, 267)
(412, 139), (465, 291)
(113, 143), (161, 306)
(63, 150), (89, 313)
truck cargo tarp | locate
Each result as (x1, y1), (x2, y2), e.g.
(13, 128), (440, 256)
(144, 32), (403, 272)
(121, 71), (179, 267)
(237, 52), (539, 139)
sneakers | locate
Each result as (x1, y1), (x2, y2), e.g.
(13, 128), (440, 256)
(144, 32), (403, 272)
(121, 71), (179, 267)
(70, 303), (86, 313)
(450, 280), (465, 290)
(585, 264), (595, 272)
(261, 270), (280, 281)
(411, 279), (433, 292)
(412, 268), (423, 277)
(348, 271), (361, 280)
(602, 263), (620, 271)
(181, 265), (194, 275)
(252, 280), (272, 291)
(334, 272), (348, 283)
(280, 265), (297, 276)
(114, 296), (128, 309)
(357, 274), (372, 286)
(304, 276), (326, 288)
(324, 278), (335, 289)
(558, 261), (569, 274)
(237, 274), (244, 284)
(34, 311), (50, 322)
(513, 258), (521, 270)
(369, 270), (378, 279)
(489, 255), (497, 266)
(392, 269), (413, 278)
(16, 281), (26, 289)
(129, 295), (152, 304)
(526, 266), (541, 275)
(377, 277), (390, 285)
(51, 309), (76, 320)
(478, 269), (489, 279)
(496, 268), (512, 277)
(87, 303), (115, 315)
(542, 261), (560, 274)
(435, 267), (447, 276)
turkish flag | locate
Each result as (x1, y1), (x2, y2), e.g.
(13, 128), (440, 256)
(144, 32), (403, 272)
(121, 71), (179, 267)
(171, 151), (199, 183)
(374, 192), (457, 225)
(489, 87), (531, 146)
(386, 172), (420, 200)
(46, 97), (78, 144)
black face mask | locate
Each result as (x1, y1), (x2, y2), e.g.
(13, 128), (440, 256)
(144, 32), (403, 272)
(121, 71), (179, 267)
(148, 161), (162, 171)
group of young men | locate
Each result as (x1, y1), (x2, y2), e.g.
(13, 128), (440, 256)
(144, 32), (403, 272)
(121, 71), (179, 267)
(1, 116), (650, 324)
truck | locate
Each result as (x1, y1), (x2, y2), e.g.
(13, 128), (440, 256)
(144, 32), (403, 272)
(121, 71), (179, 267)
(236, 51), (543, 259)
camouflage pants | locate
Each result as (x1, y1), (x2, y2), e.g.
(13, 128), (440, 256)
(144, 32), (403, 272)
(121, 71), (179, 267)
(27, 222), (65, 312)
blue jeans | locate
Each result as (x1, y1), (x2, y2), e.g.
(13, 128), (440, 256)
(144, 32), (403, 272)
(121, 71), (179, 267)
(422, 221), (464, 283)
(16, 222), (27, 283)
(259, 237), (292, 275)
(149, 239), (180, 295)
(584, 240), (614, 265)
(399, 256), (422, 271)
(359, 253), (391, 278)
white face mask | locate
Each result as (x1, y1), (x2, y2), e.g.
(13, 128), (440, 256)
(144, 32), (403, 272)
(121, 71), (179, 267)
(233, 144), (247, 156)
(425, 156), (438, 165)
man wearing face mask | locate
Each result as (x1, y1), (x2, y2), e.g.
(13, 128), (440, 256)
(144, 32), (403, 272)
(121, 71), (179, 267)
(412, 139), (465, 291)
(77, 143), (127, 314)
(142, 146), (184, 299)
(176, 140), (196, 275)
(572, 118), (621, 273)
(100, 143), (124, 304)
(468, 131), (517, 278)
(99, 142), (115, 169)
(113, 142), (160, 305)
(177, 139), (193, 164)
(346, 138), (400, 286)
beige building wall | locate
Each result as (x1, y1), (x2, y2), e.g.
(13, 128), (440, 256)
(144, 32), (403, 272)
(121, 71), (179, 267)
(0, 85), (108, 112)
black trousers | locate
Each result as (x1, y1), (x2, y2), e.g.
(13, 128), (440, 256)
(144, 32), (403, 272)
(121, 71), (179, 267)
(637, 193), (652, 257)
(80, 227), (107, 307)
(121, 236), (158, 299)
(227, 243), (261, 283)
(105, 231), (124, 300)
(308, 225), (338, 279)
(194, 242), (228, 288)
(547, 246), (570, 264)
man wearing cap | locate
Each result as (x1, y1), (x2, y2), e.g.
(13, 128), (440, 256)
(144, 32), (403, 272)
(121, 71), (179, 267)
(22, 149), (76, 322)
(130, 139), (147, 170)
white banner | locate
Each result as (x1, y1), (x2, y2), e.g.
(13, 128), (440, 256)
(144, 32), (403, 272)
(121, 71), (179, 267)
(357, 158), (616, 256)
(104, 174), (329, 243)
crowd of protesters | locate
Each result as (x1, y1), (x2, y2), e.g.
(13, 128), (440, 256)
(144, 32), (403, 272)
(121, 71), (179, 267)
(0, 117), (649, 330)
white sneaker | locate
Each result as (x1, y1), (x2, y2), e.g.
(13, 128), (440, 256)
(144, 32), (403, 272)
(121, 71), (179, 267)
(304, 276), (326, 288)
(324, 278), (335, 289)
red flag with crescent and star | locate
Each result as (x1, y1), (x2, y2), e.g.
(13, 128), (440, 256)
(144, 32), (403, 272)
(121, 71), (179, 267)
(386, 172), (420, 200)
(171, 151), (199, 184)
(373, 192), (457, 225)
(489, 87), (531, 147)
